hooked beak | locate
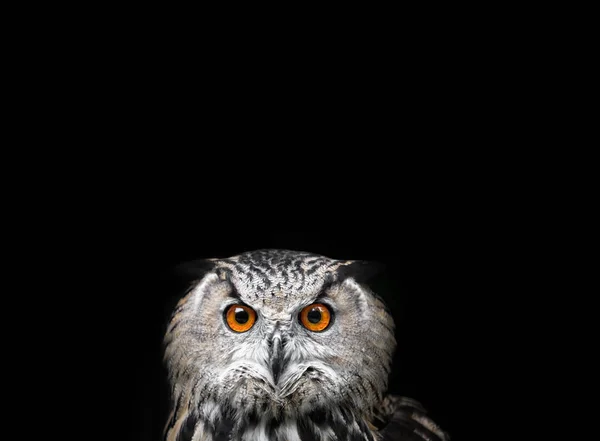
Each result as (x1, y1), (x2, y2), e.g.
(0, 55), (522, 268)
(270, 328), (285, 384)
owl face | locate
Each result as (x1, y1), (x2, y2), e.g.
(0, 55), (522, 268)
(164, 249), (395, 440)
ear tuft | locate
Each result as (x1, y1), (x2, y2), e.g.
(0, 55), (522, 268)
(165, 259), (219, 298)
(173, 259), (217, 282)
(336, 260), (386, 283)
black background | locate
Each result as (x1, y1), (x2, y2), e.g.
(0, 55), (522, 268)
(104, 225), (489, 441)
(19, 12), (533, 439)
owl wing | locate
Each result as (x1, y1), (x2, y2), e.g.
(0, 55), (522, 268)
(375, 395), (450, 441)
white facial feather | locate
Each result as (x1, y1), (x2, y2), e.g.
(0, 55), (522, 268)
(163, 250), (413, 441)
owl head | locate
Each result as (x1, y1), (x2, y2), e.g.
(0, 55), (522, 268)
(163, 249), (395, 440)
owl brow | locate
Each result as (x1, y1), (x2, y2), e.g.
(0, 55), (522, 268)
(225, 283), (242, 300)
(214, 269), (241, 300)
(313, 280), (336, 303)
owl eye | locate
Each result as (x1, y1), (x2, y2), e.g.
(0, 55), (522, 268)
(299, 303), (332, 332)
(225, 304), (256, 333)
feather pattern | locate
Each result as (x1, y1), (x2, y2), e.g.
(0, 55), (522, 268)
(378, 396), (450, 441)
(163, 250), (449, 441)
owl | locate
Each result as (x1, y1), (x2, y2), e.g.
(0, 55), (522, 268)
(163, 249), (449, 441)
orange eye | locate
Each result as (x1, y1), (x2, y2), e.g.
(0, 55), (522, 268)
(225, 304), (256, 333)
(299, 303), (332, 332)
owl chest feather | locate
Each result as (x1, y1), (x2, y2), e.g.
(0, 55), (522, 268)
(166, 404), (379, 441)
(164, 250), (449, 441)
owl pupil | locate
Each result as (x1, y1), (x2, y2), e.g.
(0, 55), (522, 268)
(307, 308), (322, 323)
(234, 308), (249, 324)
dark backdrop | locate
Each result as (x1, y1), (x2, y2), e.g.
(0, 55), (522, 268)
(102, 226), (482, 441)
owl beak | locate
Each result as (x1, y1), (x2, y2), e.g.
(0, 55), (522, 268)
(270, 329), (284, 384)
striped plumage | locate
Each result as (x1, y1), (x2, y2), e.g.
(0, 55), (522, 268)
(163, 249), (449, 441)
